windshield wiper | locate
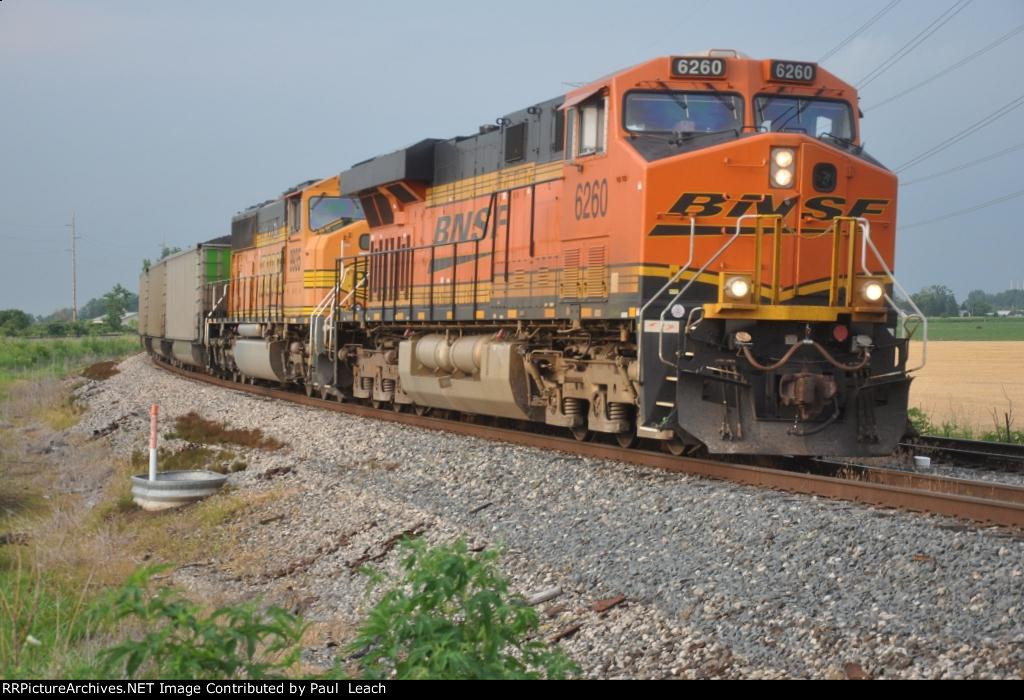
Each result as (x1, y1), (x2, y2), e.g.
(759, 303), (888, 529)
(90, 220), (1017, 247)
(669, 128), (739, 146)
(702, 81), (738, 116)
(772, 100), (805, 133)
(769, 87), (828, 133)
(655, 80), (691, 120)
(820, 131), (863, 155)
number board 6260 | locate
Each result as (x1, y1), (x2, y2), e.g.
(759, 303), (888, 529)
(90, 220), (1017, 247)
(670, 57), (726, 79)
(769, 60), (817, 83)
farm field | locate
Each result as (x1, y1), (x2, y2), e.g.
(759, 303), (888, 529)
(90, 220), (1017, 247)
(922, 317), (1024, 341)
(907, 340), (1024, 433)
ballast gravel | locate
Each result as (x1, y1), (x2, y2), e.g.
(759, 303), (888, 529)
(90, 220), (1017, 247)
(72, 354), (1024, 679)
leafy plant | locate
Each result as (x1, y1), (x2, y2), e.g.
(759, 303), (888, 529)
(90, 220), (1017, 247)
(350, 539), (578, 680)
(906, 407), (934, 436)
(95, 566), (306, 679)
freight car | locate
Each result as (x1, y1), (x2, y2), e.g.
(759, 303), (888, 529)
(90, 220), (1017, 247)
(141, 50), (927, 457)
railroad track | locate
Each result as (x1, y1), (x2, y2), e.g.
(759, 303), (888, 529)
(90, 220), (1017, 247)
(900, 435), (1024, 472)
(152, 358), (1024, 529)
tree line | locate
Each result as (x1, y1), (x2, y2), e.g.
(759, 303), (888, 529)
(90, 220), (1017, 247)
(910, 285), (1024, 318)
(1, 284), (138, 337)
(5, 280), (1021, 337)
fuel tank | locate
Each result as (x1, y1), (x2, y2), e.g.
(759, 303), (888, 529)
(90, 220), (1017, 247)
(398, 334), (542, 420)
(233, 338), (287, 382)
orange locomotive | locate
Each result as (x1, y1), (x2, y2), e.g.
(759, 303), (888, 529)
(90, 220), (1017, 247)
(179, 50), (925, 456)
(203, 176), (368, 389)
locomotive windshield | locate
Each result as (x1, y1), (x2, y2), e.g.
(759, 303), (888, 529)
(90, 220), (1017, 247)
(754, 96), (853, 141)
(309, 195), (364, 232)
(624, 91), (743, 134)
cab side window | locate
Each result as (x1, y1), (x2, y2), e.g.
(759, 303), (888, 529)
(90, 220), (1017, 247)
(578, 95), (607, 156)
(287, 197), (301, 234)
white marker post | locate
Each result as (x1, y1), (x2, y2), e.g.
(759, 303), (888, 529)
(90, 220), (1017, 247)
(149, 404), (159, 481)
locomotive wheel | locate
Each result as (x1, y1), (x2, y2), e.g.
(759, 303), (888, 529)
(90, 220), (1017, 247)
(413, 405), (430, 416)
(571, 426), (592, 442)
(371, 400), (384, 410)
(304, 382), (314, 398)
(392, 402), (405, 413)
(320, 386), (331, 401)
(615, 431), (639, 449)
(661, 437), (686, 456)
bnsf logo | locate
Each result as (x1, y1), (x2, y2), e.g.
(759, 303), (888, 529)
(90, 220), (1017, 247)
(669, 192), (890, 220)
(433, 205), (509, 244)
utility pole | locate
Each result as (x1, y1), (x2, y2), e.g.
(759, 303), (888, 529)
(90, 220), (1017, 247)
(67, 212), (79, 321)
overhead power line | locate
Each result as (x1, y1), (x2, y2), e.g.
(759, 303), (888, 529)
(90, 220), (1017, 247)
(868, 23), (1024, 110)
(642, 0), (712, 54)
(857, 0), (973, 89)
(901, 188), (1024, 229)
(901, 141), (1024, 186)
(894, 92), (1024, 172)
(818, 0), (902, 63)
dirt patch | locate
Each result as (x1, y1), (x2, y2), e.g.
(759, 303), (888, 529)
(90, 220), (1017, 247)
(81, 361), (120, 381)
(167, 411), (284, 451)
(908, 341), (1024, 432)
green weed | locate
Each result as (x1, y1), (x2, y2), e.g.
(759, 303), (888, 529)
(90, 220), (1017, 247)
(94, 566), (306, 680)
(349, 538), (578, 680)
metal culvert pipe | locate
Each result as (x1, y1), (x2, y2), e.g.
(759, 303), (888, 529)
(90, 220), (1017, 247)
(131, 470), (228, 511)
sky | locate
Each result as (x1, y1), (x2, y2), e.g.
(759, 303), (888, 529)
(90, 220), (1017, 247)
(1, 0), (1022, 315)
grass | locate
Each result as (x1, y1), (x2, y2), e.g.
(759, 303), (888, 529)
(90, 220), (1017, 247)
(0, 337), (280, 678)
(0, 337), (141, 677)
(0, 555), (108, 678)
(167, 412), (284, 451)
(129, 446), (247, 475)
(924, 317), (1024, 341)
(0, 336), (138, 398)
(908, 406), (1024, 444)
(2, 377), (84, 431)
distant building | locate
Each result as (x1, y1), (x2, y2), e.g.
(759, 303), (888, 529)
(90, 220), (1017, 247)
(90, 311), (139, 325)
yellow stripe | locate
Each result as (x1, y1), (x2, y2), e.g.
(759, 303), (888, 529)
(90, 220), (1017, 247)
(425, 161), (565, 207)
(254, 226), (288, 248)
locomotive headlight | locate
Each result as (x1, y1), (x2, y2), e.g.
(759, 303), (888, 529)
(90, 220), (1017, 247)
(770, 148), (796, 188)
(863, 282), (884, 302)
(774, 149), (794, 168)
(855, 277), (888, 306)
(772, 168), (794, 187)
(725, 275), (751, 300)
(720, 272), (755, 305)
(728, 277), (750, 299)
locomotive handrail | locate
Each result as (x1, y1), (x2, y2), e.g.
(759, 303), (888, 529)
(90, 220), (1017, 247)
(337, 268), (369, 309)
(857, 217), (928, 374)
(335, 193), (498, 323)
(206, 283), (228, 319)
(203, 283), (229, 346)
(637, 217), (694, 384)
(655, 213), (770, 369)
(307, 277), (338, 375)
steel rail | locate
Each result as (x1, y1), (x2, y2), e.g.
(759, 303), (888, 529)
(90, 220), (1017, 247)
(901, 435), (1024, 471)
(151, 358), (1024, 529)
